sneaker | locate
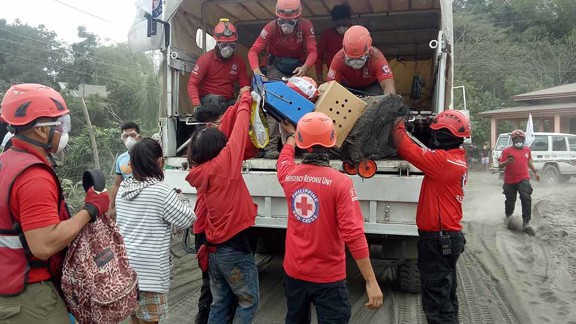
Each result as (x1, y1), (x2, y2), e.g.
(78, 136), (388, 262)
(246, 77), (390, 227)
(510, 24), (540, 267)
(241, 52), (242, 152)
(263, 151), (280, 159)
(523, 222), (536, 236)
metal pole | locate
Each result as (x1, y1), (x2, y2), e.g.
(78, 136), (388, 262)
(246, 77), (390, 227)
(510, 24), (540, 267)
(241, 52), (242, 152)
(453, 86), (467, 111)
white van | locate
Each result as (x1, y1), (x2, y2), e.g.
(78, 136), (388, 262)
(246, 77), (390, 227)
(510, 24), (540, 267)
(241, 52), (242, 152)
(492, 132), (576, 184)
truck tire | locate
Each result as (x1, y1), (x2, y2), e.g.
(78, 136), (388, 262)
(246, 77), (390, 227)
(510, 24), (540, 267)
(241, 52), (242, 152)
(397, 259), (421, 293)
(542, 165), (560, 185)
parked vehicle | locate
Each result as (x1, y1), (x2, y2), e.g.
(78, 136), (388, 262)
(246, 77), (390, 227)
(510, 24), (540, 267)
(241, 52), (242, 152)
(492, 132), (576, 184)
(130, 0), (455, 293)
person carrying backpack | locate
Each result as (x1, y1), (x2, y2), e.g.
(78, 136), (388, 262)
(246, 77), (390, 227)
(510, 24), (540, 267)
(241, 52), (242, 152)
(115, 138), (196, 324)
(0, 84), (110, 323)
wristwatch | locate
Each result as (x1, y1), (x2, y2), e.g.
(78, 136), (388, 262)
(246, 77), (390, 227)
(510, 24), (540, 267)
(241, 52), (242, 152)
(286, 132), (296, 139)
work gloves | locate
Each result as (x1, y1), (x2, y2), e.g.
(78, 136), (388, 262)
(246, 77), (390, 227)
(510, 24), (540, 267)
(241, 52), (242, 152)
(83, 187), (110, 222)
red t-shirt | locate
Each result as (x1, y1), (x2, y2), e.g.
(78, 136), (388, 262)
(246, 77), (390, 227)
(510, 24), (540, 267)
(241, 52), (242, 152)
(187, 50), (250, 106)
(277, 144), (369, 283)
(393, 123), (467, 232)
(315, 27), (344, 77)
(327, 47), (394, 88)
(499, 146), (532, 184)
(192, 99), (259, 235)
(248, 19), (317, 70)
(186, 92), (257, 244)
(9, 140), (61, 283)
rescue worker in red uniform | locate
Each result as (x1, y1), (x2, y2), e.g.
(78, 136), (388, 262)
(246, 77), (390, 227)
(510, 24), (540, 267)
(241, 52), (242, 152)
(315, 4), (352, 82)
(498, 129), (539, 236)
(327, 25), (396, 95)
(187, 19), (250, 109)
(278, 112), (383, 323)
(0, 84), (110, 323)
(189, 101), (258, 324)
(248, 0), (317, 159)
(393, 110), (471, 324)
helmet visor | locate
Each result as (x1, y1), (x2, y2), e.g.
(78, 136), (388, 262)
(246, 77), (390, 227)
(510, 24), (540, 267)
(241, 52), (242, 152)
(35, 114), (71, 134)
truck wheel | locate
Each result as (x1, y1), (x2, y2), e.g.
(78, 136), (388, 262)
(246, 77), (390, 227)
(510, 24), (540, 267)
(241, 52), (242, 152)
(542, 165), (560, 185)
(397, 259), (421, 293)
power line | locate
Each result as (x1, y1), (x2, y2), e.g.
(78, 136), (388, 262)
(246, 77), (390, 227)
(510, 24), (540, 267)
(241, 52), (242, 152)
(0, 50), (157, 91)
(49, 0), (119, 26)
(0, 27), (142, 73)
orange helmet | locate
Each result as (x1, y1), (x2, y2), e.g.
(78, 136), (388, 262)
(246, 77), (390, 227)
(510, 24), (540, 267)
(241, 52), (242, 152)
(1, 83), (69, 127)
(213, 18), (238, 43)
(511, 129), (525, 139)
(430, 110), (471, 138)
(296, 112), (336, 149)
(276, 0), (302, 19)
(343, 25), (372, 58)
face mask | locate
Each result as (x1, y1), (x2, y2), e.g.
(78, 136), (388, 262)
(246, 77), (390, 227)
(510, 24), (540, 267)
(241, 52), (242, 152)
(280, 24), (295, 34)
(220, 46), (234, 59)
(55, 132), (69, 154)
(336, 26), (348, 35)
(124, 137), (137, 150)
(346, 58), (367, 70)
(514, 142), (524, 148)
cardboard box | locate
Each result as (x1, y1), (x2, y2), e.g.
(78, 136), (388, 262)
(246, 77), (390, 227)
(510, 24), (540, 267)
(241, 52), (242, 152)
(314, 81), (367, 147)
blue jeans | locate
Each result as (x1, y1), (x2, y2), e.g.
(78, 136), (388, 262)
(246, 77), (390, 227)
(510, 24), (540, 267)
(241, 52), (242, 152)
(208, 247), (259, 324)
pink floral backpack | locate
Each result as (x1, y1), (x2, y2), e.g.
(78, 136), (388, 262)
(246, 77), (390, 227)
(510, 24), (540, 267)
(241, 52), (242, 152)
(61, 214), (138, 324)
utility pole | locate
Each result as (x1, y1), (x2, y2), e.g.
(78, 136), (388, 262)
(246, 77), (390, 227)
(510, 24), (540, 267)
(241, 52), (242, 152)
(79, 86), (101, 170)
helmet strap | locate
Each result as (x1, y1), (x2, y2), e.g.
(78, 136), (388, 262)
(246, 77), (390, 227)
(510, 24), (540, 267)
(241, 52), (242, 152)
(14, 125), (58, 167)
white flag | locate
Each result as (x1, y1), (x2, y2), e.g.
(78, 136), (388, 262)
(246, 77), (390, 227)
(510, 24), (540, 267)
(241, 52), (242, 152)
(526, 114), (535, 147)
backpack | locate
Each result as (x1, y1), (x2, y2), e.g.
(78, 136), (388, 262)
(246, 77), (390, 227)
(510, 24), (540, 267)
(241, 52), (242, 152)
(62, 214), (138, 324)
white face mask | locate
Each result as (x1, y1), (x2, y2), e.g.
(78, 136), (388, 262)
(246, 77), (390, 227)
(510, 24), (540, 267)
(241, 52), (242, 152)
(347, 58), (367, 70)
(280, 24), (295, 34)
(220, 46), (234, 59)
(336, 26), (348, 35)
(514, 142), (524, 148)
(124, 137), (138, 150)
(55, 132), (69, 154)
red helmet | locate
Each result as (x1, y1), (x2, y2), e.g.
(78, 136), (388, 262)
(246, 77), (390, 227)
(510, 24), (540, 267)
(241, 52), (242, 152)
(296, 112), (336, 149)
(511, 129), (526, 139)
(213, 18), (238, 43)
(343, 25), (372, 58)
(1, 83), (69, 127)
(430, 110), (471, 138)
(276, 0), (302, 19)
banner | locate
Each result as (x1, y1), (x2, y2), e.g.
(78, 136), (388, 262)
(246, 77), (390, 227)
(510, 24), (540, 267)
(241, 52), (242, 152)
(526, 113), (535, 147)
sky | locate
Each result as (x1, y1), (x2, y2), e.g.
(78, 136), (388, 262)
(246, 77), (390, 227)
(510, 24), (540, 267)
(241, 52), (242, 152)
(3, 0), (136, 44)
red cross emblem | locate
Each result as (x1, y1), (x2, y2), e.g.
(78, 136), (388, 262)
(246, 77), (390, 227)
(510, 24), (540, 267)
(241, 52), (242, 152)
(292, 188), (319, 223)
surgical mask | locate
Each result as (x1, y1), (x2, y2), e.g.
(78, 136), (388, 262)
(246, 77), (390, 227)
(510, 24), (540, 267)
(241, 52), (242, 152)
(514, 142), (524, 148)
(336, 26), (348, 35)
(220, 46), (234, 59)
(124, 137), (138, 150)
(55, 132), (69, 154)
(346, 56), (368, 70)
(280, 24), (295, 34)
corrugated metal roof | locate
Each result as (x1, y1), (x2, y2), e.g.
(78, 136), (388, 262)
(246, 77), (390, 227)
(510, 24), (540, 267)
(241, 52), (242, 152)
(512, 83), (576, 101)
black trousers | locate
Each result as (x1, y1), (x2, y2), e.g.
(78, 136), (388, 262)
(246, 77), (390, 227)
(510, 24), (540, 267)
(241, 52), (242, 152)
(417, 231), (465, 324)
(503, 179), (533, 223)
(284, 275), (351, 324)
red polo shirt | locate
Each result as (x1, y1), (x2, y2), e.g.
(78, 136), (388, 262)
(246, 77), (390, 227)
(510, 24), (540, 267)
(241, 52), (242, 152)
(248, 19), (317, 70)
(9, 139), (61, 283)
(315, 27), (344, 78)
(499, 146), (532, 184)
(327, 47), (394, 88)
(187, 50), (250, 106)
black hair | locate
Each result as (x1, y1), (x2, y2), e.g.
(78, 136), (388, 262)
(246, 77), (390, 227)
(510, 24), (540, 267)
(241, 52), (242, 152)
(121, 121), (140, 134)
(194, 103), (227, 123)
(429, 128), (464, 150)
(186, 127), (228, 165)
(130, 138), (164, 181)
(330, 4), (351, 21)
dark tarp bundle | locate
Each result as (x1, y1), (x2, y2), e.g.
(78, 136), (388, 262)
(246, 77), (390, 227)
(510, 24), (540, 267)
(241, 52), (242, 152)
(341, 94), (411, 162)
